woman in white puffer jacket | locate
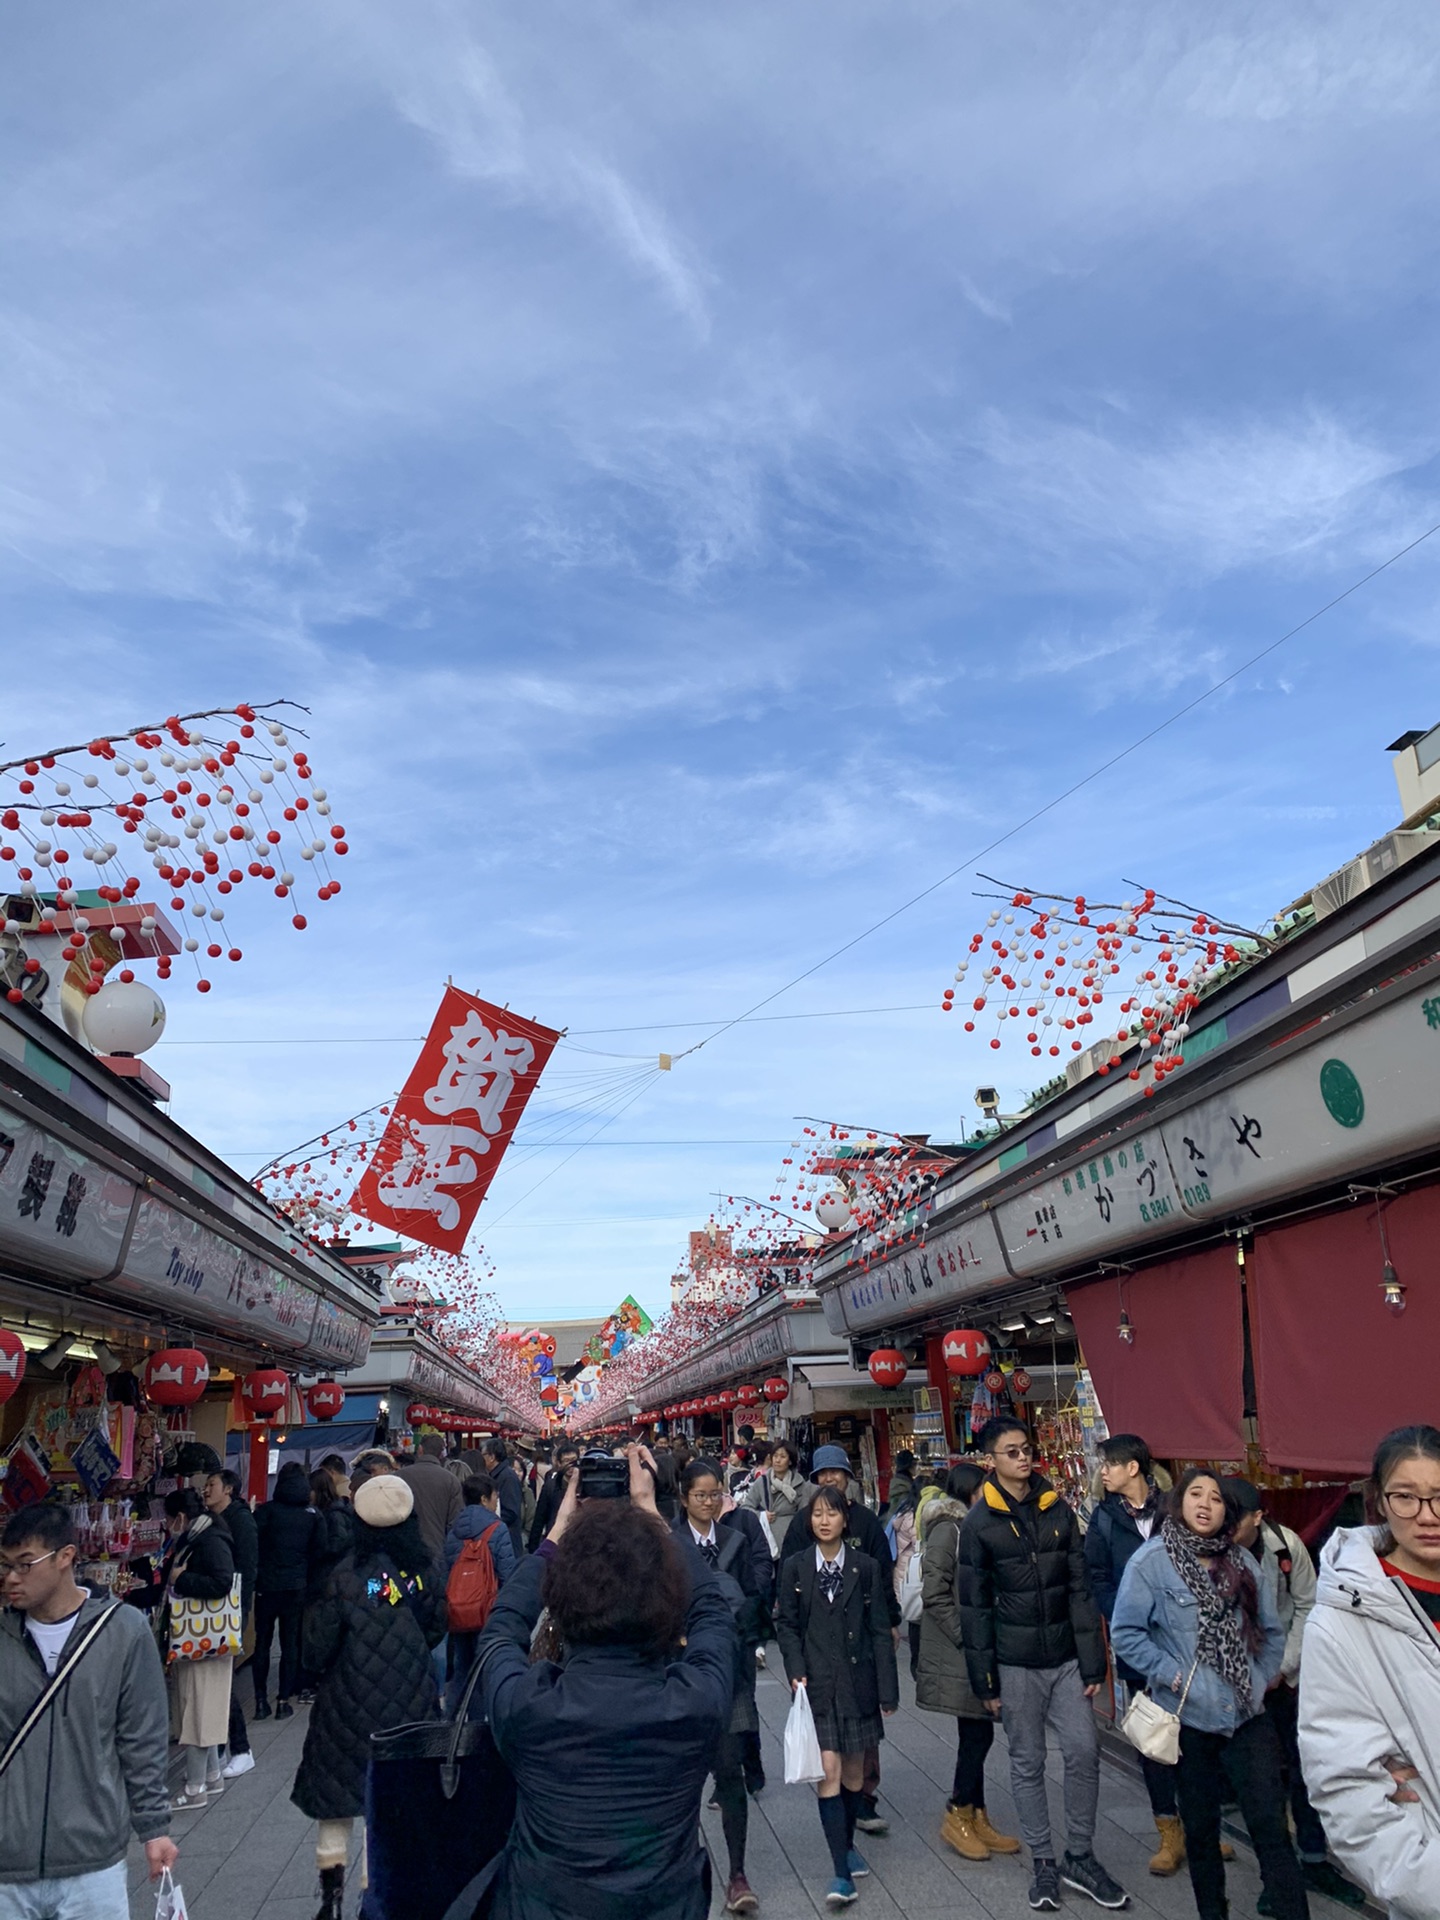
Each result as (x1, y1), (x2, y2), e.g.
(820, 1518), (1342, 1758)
(1298, 1424), (1440, 1920)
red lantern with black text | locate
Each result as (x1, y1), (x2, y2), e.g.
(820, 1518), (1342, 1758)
(941, 1329), (991, 1376)
(241, 1368), (289, 1421)
(762, 1376), (789, 1402)
(0, 1329), (26, 1405)
(307, 1380), (345, 1421)
(143, 1348), (210, 1407)
(736, 1384), (760, 1407)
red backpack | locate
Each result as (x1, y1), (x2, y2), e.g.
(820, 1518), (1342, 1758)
(446, 1531), (499, 1633)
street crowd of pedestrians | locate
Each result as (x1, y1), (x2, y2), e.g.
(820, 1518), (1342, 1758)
(1, 1421), (1438, 1919)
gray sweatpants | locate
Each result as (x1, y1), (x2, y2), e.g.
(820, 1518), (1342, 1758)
(998, 1659), (1099, 1861)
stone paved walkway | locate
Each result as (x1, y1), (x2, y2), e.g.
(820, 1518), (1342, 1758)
(122, 1644), (1365, 1920)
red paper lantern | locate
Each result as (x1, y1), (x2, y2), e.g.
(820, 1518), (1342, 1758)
(0, 1329), (26, 1404)
(143, 1348), (210, 1407)
(1011, 1368), (1032, 1397)
(868, 1348), (908, 1389)
(0, 1328), (25, 1405)
(241, 1368), (289, 1421)
(307, 1380), (345, 1421)
(703, 1394), (721, 1411)
(762, 1377), (789, 1402)
(718, 1388), (738, 1409)
(983, 1368), (1006, 1394)
(736, 1384), (760, 1407)
(941, 1329), (992, 1376)
(405, 1402), (430, 1424)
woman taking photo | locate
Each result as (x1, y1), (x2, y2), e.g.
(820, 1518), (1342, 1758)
(673, 1457), (763, 1914)
(914, 1463), (1019, 1863)
(1300, 1423), (1440, 1919)
(471, 1445), (736, 1920)
(161, 1488), (237, 1812)
(1111, 1469), (1306, 1920)
(777, 1485), (899, 1909)
(742, 1441), (806, 1537)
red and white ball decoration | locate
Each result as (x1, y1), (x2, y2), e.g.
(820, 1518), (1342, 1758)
(0, 702), (348, 1002)
(942, 1328), (991, 1376)
(868, 1348), (908, 1389)
(143, 1348), (210, 1406)
(942, 881), (1263, 1095)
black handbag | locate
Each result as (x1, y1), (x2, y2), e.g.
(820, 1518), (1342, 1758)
(361, 1650), (517, 1920)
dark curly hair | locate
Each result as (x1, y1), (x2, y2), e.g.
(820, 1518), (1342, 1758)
(541, 1502), (688, 1655)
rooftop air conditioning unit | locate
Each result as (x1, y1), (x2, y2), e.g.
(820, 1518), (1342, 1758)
(1362, 829), (1431, 886)
(1064, 1031), (1142, 1089)
(1311, 854), (1370, 922)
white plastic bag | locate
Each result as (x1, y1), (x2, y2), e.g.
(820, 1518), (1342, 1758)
(898, 1542), (925, 1625)
(755, 1509), (780, 1561)
(783, 1679), (825, 1785)
(155, 1869), (189, 1920)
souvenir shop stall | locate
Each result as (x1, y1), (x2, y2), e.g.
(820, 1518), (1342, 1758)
(0, 986), (382, 1596)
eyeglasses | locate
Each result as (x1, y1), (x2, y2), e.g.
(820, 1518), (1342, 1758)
(1381, 1490), (1440, 1522)
(0, 1550), (58, 1577)
(994, 1445), (1034, 1460)
(688, 1488), (725, 1503)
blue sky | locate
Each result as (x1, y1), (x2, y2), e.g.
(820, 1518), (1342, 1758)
(5, 1), (1440, 1320)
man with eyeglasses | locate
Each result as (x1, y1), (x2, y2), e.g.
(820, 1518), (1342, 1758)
(959, 1417), (1127, 1913)
(0, 1503), (176, 1918)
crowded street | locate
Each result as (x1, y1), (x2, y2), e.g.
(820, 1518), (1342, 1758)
(5, 7), (1440, 1920)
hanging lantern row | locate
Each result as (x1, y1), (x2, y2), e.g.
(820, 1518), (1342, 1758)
(867, 1348), (908, 1389)
(0, 701), (349, 1001)
(941, 1328), (991, 1376)
(941, 879), (1267, 1095)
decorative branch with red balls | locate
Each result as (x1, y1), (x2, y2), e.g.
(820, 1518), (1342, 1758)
(0, 700), (346, 997)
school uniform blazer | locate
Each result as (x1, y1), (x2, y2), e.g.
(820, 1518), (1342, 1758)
(776, 1548), (899, 1721)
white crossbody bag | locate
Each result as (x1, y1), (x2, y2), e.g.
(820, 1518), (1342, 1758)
(1120, 1659), (1198, 1767)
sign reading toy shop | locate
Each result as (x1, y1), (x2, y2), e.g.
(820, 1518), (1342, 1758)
(350, 987), (561, 1253)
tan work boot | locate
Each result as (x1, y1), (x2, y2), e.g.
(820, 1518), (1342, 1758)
(971, 1807), (1021, 1854)
(940, 1804), (990, 1861)
(1149, 1815), (1186, 1875)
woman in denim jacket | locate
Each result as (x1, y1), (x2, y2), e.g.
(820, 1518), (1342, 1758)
(1111, 1469), (1308, 1920)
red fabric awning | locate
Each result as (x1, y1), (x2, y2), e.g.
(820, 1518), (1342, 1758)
(1249, 1182), (1440, 1475)
(1066, 1246), (1246, 1459)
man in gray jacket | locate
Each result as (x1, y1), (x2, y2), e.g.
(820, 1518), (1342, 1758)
(0, 1503), (176, 1917)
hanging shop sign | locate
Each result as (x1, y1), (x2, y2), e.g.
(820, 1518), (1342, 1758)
(0, 1101), (137, 1282)
(308, 1297), (370, 1370)
(995, 1127), (1185, 1276)
(1156, 978), (1440, 1222)
(826, 1211), (1010, 1335)
(111, 1195), (319, 1349)
(350, 986), (560, 1255)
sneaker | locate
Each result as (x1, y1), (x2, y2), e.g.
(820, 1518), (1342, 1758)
(824, 1879), (858, 1909)
(755, 1646), (766, 1668)
(252, 1698), (272, 1721)
(854, 1807), (889, 1836)
(1302, 1861), (1366, 1908)
(204, 1777), (225, 1798)
(724, 1873), (759, 1913)
(744, 1772), (766, 1796)
(1061, 1851), (1130, 1909)
(168, 1789), (207, 1813)
(222, 1751), (256, 1779)
(707, 1795), (721, 1811)
(274, 1699), (295, 1721)
(1029, 1860), (1061, 1912)
(846, 1849), (869, 1878)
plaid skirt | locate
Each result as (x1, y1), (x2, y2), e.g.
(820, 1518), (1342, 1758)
(812, 1704), (885, 1756)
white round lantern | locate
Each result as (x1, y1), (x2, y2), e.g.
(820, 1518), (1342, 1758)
(815, 1191), (853, 1233)
(81, 980), (167, 1056)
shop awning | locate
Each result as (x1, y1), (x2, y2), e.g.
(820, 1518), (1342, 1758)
(789, 1362), (910, 1415)
(1249, 1181), (1440, 1475)
(1065, 1246), (1246, 1459)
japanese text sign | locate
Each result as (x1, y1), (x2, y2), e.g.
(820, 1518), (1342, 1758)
(350, 987), (559, 1253)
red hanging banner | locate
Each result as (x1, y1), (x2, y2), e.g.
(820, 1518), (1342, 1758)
(350, 987), (560, 1254)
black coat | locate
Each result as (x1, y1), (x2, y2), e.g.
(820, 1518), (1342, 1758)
(958, 1473), (1105, 1701)
(489, 1460), (525, 1561)
(526, 1470), (568, 1553)
(255, 1470), (321, 1593)
(216, 1499), (258, 1616)
(1083, 1490), (1159, 1690)
(291, 1516), (446, 1821)
(720, 1505), (774, 1614)
(779, 1496), (901, 1626)
(476, 1550), (734, 1920)
(776, 1548), (899, 1725)
(171, 1515), (235, 1601)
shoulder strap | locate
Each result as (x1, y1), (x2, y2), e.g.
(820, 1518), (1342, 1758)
(0, 1605), (122, 1781)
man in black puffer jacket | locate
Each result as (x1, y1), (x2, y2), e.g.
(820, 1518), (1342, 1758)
(253, 1461), (321, 1719)
(959, 1418), (1126, 1913)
